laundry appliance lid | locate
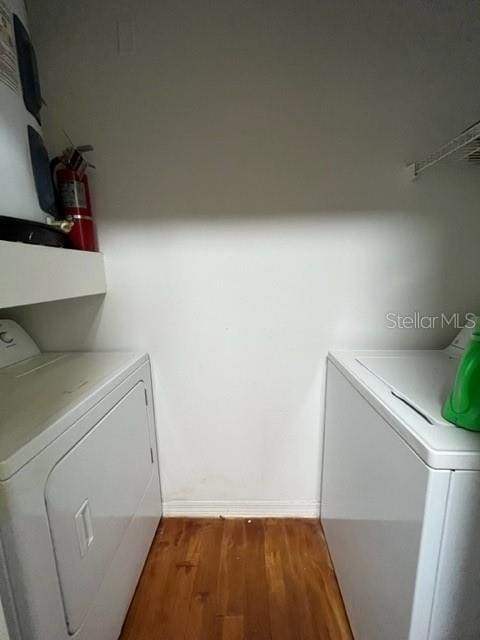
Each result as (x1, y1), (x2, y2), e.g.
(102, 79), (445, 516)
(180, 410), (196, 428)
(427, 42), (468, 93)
(354, 322), (476, 427)
(0, 351), (147, 480)
(356, 351), (457, 426)
(329, 345), (480, 471)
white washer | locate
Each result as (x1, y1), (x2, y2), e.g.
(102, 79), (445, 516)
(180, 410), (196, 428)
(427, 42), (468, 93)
(0, 320), (162, 640)
(322, 325), (480, 640)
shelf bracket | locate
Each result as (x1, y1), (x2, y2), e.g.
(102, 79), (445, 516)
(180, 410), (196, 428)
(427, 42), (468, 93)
(407, 120), (480, 181)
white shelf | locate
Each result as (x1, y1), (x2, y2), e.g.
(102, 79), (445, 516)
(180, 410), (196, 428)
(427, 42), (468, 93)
(408, 120), (480, 180)
(0, 241), (107, 309)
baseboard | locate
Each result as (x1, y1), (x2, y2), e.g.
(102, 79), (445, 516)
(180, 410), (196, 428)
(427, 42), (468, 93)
(162, 500), (320, 518)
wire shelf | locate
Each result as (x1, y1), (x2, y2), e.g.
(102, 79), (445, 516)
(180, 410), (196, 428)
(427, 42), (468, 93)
(407, 120), (480, 180)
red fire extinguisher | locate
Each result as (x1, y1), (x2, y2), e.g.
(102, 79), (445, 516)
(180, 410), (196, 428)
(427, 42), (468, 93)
(52, 146), (99, 252)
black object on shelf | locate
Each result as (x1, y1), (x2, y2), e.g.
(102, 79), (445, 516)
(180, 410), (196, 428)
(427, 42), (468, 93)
(13, 14), (43, 125)
(0, 216), (71, 248)
(28, 126), (57, 214)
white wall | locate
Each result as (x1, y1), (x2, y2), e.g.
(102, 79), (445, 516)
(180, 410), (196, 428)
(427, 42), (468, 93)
(0, 607), (9, 640)
(19, 0), (480, 515)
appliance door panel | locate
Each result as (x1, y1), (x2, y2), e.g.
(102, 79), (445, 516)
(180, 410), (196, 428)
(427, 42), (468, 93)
(321, 363), (430, 640)
(45, 382), (154, 635)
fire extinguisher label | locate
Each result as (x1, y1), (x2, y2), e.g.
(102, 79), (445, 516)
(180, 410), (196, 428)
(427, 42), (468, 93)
(60, 180), (87, 210)
(0, 1), (19, 94)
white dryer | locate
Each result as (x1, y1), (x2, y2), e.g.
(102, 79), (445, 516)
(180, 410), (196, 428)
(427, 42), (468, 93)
(322, 324), (480, 640)
(0, 320), (162, 640)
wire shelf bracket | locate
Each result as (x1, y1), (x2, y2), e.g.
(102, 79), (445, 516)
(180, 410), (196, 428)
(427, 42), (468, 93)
(407, 120), (480, 180)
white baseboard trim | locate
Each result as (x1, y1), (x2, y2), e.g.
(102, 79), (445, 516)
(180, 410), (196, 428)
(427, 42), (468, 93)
(162, 500), (320, 518)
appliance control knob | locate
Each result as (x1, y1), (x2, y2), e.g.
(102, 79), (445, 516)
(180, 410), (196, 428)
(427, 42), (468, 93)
(0, 332), (14, 345)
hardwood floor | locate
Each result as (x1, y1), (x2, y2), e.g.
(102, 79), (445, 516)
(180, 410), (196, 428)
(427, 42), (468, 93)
(120, 518), (353, 640)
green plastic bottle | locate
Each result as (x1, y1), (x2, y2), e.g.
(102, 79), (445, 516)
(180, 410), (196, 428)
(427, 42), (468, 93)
(443, 319), (480, 432)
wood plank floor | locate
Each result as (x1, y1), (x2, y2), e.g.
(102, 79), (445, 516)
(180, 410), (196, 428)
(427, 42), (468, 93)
(120, 518), (353, 640)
